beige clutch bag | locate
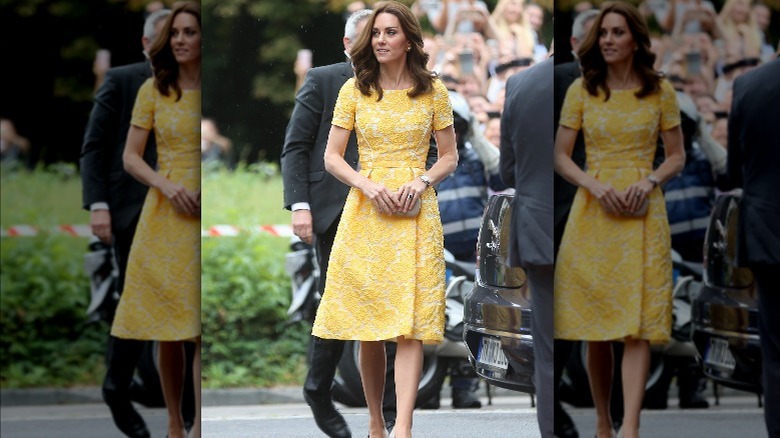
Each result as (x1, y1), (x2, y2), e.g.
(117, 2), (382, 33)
(618, 191), (649, 217)
(392, 199), (421, 217)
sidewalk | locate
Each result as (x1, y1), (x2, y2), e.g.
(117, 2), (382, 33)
(0, 385), (521, 407)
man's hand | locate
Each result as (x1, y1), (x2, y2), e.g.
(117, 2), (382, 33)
(292, 209), (314, 244)
(91, 209), (112, 244)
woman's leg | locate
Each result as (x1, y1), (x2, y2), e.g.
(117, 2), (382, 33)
(158, 341), (186, 438)
(620, 338), (650, 438)
(587, 341), (615, 438)
(360, 340), (387, 437)
(189, 337), (201, 438)
(394, 337), (423, 438)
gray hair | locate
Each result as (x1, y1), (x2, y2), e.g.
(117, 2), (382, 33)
(143, 9), (172, 40)
(344, 9), (373, 41)
(571, 9), (600, 43)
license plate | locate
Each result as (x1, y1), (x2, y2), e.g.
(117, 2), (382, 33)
(704, 337), (736, 372)
(477, 335), (509, 372)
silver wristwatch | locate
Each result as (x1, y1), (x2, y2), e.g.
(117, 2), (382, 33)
(647, 174), (659, 188)
(419, 175), (431, 187)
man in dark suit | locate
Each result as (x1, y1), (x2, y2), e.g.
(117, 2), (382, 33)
(281, 10), (376, 438)
(551, 9), (598, 438)
(500, 55), (554, 438)
(726, 57), (780, 437)
(80, 9), (192, 437)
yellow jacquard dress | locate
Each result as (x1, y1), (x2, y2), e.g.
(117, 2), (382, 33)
(312, 78), (453, 344)
(111, 79), (201, 342)
(554, 78), (680, 344)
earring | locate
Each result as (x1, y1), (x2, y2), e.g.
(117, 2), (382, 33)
(406, 46), (411, 52)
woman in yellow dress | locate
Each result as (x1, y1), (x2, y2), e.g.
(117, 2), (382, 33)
(111, 2), (201, 437)
(553, 2), (685, 438)
(311, 2), (457, 437)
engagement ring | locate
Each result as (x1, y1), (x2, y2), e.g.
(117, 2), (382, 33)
(408, 194), (414, 199)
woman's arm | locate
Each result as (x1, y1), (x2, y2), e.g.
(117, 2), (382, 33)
(554, 125), (626, 214)
(622, 125), (686, 213)
(323, 125), (401, 215)
(123, 125), (198, 216)
(397, 125), (459, 213)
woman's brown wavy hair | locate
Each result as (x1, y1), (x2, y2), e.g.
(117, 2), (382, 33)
(149, 1), (201, 102)
(350, 0), (434, 101)
(576, 1), (661, 101)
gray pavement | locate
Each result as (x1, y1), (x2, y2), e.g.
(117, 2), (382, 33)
(1, 386), (767, 437)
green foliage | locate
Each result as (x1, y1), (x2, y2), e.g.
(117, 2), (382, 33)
(1, 166), (105, 387)
(201, 166), (305, 387)
(1, 164), (88, 227)
(201, 164), (290, 229)
(201, 235), (308, 388)
(0, 236), (108, 388)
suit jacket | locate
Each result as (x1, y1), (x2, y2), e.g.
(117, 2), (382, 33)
(727, 58), (780, 266)
(553, 60), (586, 232)
(80, 61), (157, 233)
(281, 62), (359, 235)
(500, 57), (554, 267)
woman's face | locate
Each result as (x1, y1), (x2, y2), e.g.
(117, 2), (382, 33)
(484, 118), (501, 147)
(598, 12), (636, 67)
(171, 12), (201, 66)
(502, 0), (523, 24)
(372, 12), (410, 66)
(729, 0), (750, 24)
(525, 5), (543, 31)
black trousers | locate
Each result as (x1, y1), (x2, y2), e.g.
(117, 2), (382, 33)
(752, 264), (780, 437)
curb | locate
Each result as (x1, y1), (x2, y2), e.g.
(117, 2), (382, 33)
(1, 385), (521, 407)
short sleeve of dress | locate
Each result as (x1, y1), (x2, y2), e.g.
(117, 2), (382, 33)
(432, 79), (454, 131)
(659, 79), (681, 131)
(332, 78), (357, 131)
(560, 78), (584, 131)
(131, 78), (155, 130)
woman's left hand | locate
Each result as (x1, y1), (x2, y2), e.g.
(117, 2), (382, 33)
(622, 178), (655, 214)
(396, 178), (428, 214)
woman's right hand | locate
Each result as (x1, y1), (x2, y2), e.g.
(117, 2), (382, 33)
(586, 179), (627, 215)
(359, 179), (400, 215)
(160, 180), (199, 217)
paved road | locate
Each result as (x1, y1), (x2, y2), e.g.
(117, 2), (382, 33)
(566, 394), (766, 438)
(0, 394), (766, 437)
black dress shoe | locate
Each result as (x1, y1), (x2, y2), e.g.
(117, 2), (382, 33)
(418, 393), (440, 410)
(103, 337), (149, 438)
(105, 400), (151, 438)
(554, 400), (579, 438)
(452, 389), (482, 409)
(304, 392), (352, 438)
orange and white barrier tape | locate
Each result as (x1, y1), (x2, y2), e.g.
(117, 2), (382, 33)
(1, 224), (292, 238)
(201, 224), (293, 237)
(1, 225), (93, 237)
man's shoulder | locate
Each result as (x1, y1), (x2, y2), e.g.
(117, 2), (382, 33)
(554, 60), (579, 78)
(734, 58), (780, 94)
(105, 61), (151, 79)
(307, 61), (351, 80)
(506, 57), (552, 94)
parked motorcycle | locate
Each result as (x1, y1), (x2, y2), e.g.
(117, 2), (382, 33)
(284, 236), (473, 407)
